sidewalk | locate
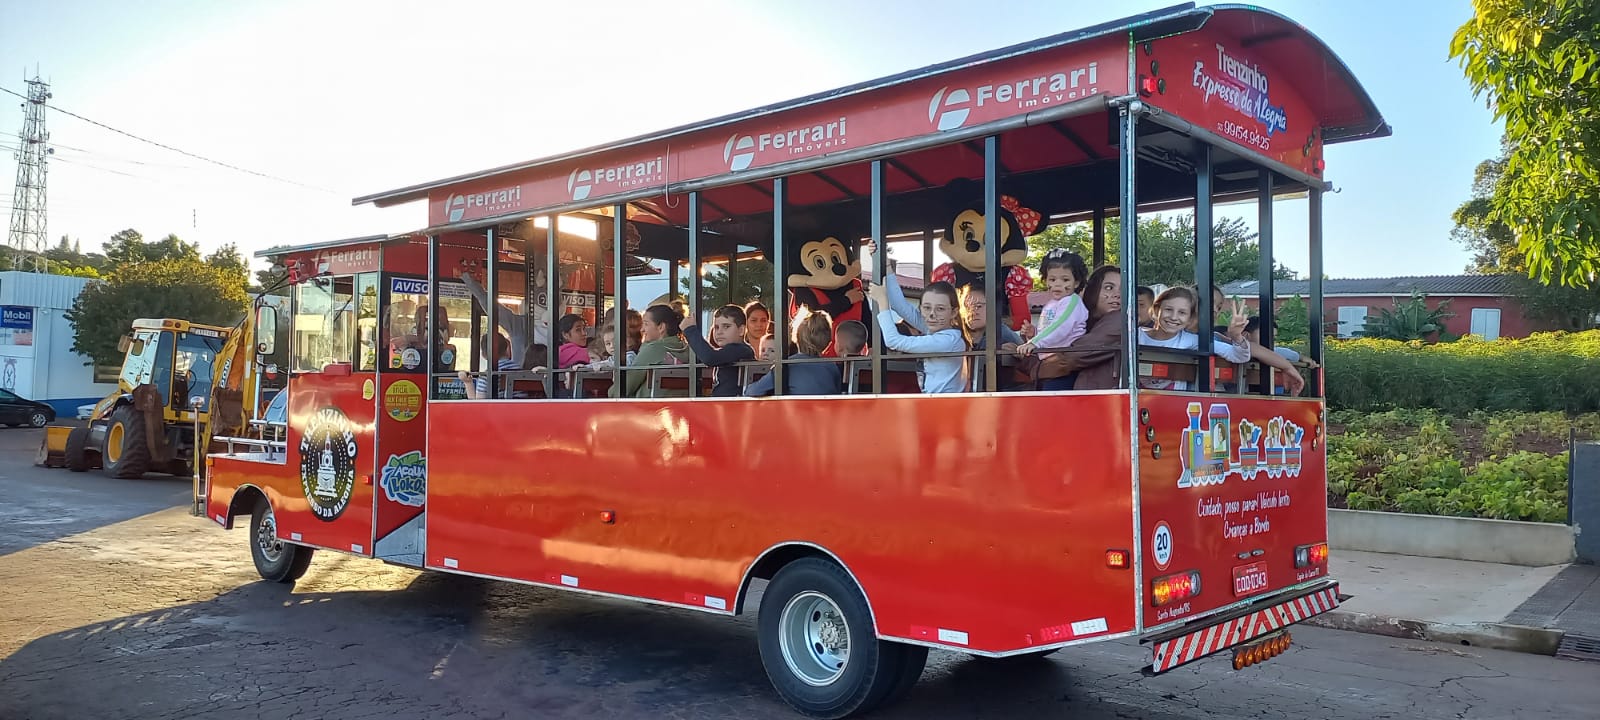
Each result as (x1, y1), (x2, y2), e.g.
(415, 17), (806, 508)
(1309, 550), (1599, 659)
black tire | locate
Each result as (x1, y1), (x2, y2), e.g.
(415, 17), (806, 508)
(102, 406), (151, 479)
(881, 643), (929, 706)
(65, 426), (92, 472)
(28, 410), (50, 428)
(249, 500), (313, 583)
(758, 558), (903, 719)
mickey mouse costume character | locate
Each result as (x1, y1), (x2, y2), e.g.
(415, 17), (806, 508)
(787, 235), (865, 356)
(930, 179), (1040, 331)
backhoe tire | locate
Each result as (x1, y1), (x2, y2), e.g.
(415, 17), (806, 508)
(102, 407), (151, 479)
(65, 426), (93, 472)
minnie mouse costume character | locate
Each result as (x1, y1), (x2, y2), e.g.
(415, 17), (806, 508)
(930, 180), (1040, 331)
(787, 234), (865, 356)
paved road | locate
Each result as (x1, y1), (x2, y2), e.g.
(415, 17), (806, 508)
(3, 427), (1598, 720)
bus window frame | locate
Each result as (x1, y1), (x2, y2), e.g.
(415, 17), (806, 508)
(415, 107), (1325, 405)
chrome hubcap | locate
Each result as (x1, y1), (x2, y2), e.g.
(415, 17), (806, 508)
(779, 591), (851, 686)
(256, 509), (284, 563)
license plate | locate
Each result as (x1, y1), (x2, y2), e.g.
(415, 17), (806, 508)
(1232, 561), (1269, 597)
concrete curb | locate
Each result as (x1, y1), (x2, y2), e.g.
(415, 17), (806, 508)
(1305, 609), (1565, 656)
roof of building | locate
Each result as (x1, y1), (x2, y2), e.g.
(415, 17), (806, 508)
(0, 271), (99, 310)
(1220, 274), (1516, 298)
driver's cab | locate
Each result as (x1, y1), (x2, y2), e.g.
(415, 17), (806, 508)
(112, 318), (231, 425)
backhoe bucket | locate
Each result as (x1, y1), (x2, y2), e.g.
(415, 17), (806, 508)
(36, 425), (74, 468)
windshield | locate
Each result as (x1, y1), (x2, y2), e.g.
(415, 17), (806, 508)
(175, 330), (226, 411)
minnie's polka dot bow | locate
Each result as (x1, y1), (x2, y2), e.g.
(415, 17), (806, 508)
(1000, 195), (1041, 236)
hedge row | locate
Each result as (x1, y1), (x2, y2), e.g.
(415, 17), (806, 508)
(1326, 409), (1584, 523)
(1324, 331), (1600, 413)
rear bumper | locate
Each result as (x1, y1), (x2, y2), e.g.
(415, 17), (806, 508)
(1143, 580), (1339, 674)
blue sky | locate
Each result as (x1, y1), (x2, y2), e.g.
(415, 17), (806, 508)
(0, 0), (1499, 290)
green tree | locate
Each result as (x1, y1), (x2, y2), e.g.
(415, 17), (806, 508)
(1025, 213), (1297, 288)
(1276, 294), (1311, 343)
(255, 255), (288, 291)
(206, 243), (250, 287)
(681, 258), (774, 310)
(1454, 143), (1600, 331)
(65, 257), (251, 369)
(102, 229), (200, 267)
(1450, 0), (1600, 286)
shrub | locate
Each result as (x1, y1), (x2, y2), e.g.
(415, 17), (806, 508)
(1325, 330), (1600, 413)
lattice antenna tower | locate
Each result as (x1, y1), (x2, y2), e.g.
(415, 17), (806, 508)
(7, 73), (52, 272)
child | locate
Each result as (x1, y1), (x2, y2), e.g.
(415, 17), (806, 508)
(833, 319), (868, 357)
(1016, 249), (1089, 391)
(743, 301), (771, 347)
(457, 331), (521, 399)
(1139, 286), (1250, 390)
(585, 320), (636, 370)
(833, 319), (870, 392)
(682, 304), (756, 397)
(863, 242), (967, 394)
(756, 333), (777, 364)
(1137, 286), (1155, 328)
(555, 314), (591, 369)
(745, 310), (841, 396)
(959, 285), (1023, 391)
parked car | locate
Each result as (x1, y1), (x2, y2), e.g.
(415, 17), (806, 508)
(77, 402), (97, 420)
(0, 389), (55, 427)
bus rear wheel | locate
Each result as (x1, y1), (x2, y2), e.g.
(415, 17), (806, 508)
(757, 558), (915, 719)
(249, 499), (312, 583)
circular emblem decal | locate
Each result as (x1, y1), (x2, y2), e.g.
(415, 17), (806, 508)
(400, 348), (421, 370)
(362, 378), (376, 400)
(299, 407), (358, 521)
(1152, 521), (1173, 571)
(439, 347), (456, 367)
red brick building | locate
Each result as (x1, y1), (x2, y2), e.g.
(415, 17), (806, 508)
(1220, 275), (1560, 340)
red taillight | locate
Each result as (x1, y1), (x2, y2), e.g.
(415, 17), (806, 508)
(599, 510), (616, 524)
(1106, 549), (1130, 569)
(1294, 542), (1329, 568)
(1151, 570), (1202, 607)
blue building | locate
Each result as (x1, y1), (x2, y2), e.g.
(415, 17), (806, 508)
(0, 271), (117, 416)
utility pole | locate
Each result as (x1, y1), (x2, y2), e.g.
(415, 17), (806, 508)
(8, 73), (52, 272)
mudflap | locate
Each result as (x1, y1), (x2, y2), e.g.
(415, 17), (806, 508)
(1143, 580), (1340, 675)
(36, 425), (73, 468)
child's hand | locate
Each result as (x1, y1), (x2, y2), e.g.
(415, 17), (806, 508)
(1016, 341), (1036, 357)
(845, 287), (864, 304)
(681, 315), (696, 330)
(866, 282), (889, 307)
(1226, 300), (1249, 342)
(1018, 320), (1036, 339)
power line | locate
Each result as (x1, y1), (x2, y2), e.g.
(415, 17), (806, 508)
(0, 84), (342, 195)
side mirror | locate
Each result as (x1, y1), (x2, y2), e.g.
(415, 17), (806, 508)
(255, 305), (277, 355)
(117, 335), (132, 353)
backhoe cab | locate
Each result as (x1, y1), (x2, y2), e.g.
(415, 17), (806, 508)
(60, 318), (232, 478)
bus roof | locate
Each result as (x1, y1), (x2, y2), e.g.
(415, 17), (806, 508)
(352, 3), (1388, 218)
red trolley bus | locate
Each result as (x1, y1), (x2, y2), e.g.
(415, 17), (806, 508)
(200, 4), (1387, 717)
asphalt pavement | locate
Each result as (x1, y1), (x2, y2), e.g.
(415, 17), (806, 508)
(3, 426), (1599, 720)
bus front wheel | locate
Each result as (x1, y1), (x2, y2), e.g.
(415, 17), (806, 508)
(249, 500), (312, 583)
(757, 558), (920, 719)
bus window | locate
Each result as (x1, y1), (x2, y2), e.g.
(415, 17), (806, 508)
(356, 273), (379, 372)
(293, 276), (355, 373)
(383, 275), (473, 374)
